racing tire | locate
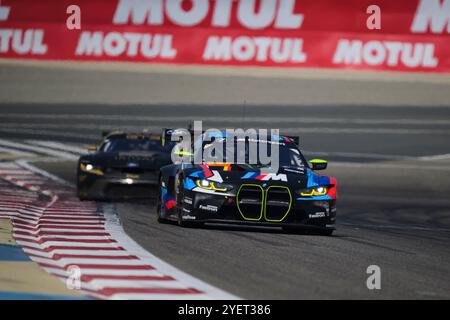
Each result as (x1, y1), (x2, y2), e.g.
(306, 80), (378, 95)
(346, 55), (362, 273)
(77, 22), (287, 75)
(77, 185), (94, 201)
(77, 194), (96, 201)
(77, 187), (89, 201)
(76, 169), (90, 201)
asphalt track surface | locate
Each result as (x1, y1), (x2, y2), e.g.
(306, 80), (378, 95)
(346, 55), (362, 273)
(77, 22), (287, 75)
(1, 62), (450, 299)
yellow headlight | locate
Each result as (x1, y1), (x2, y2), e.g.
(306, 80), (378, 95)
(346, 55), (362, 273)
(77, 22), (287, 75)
(80, 163), (104, 176)
(195, 179), (227, 192)
(300, 187), (328, 197)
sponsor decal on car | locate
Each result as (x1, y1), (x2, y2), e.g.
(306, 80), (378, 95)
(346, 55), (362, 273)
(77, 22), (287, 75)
(309, 212), (326, 219)
(182, 207), (191, 213)
(199, 204), (219, 213)
(182, 215), (197, 220)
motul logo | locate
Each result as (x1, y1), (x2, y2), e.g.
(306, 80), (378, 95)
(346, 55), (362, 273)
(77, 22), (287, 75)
(203, 36), (307, 63)
(411, 0), (450, 34)
(333, 39), (438, 68)
(75, 31), (177, 59)
(0, 0), (10, 22)
(113, 0), (304, 30)
(0, 1), (48, 55)
(0, 29), (48, 55)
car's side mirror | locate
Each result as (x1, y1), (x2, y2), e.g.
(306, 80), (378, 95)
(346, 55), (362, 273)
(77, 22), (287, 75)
(87, 146), (97, 153)
(173, 150), (193, 163)
(309, 159), (328, 170)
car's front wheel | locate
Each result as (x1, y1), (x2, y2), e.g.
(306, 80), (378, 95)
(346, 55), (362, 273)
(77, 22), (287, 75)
(156, 178), (168, 224)
(76, 183), (89, 201)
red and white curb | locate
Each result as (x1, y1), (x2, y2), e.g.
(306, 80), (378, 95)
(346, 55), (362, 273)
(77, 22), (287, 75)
(0, 162), (237, 300)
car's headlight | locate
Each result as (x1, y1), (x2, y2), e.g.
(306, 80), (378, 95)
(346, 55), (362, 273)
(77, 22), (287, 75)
(195, 179), (232, 192)
(80, 163), (104, 176)
(299, 186), (328, 197)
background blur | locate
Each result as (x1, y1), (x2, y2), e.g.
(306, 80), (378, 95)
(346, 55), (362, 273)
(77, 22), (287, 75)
(1, 0), (450, 299)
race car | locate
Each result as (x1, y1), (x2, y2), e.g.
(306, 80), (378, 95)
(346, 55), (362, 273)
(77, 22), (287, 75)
(156, 131), (337, 235)
(77, 131), (175, 200)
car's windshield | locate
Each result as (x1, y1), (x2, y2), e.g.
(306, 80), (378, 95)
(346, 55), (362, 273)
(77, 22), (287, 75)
(196, 136), (308, 168)
(100, 137), (173, 153)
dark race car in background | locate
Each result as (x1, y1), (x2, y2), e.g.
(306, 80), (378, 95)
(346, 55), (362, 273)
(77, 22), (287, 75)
(77, 131), (175, 200)
(157, 132), (337, 235)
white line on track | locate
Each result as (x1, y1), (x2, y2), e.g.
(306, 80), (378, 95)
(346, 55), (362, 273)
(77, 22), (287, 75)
(0, 146), (36, 157)
(13, 234), (113, 241)
(81, 279), (194, 290)
(417, 153), (450, 161)
(45, 268), (169, 277)
(26, 140), (86, 155)
(29, 257), (150, 266)
(102, 203), (238, 299)
(16, 159), (74, 186)
(16, 241), (119, 249)
(0, 170), (33, 175)
(23, 249), (131, 257)
(0, 139), (78, 160)
(0, 128), (99, 140)
(15, 227), (107, 233)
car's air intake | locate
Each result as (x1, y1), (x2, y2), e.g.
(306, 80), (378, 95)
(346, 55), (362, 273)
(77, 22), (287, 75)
(264, 187), (292, 222)
(236, 185), (264, 221)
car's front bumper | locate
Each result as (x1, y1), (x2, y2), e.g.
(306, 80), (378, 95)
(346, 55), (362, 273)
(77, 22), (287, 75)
(187, 219), (335, 232)
(179, 190), (336, 228)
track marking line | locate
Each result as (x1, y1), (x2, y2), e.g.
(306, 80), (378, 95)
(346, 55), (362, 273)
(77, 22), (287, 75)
(26, 140), (86, 156)
(0, 139), (78, 160)
(0, 146), (36, 157)
(417, 153), (450, 161)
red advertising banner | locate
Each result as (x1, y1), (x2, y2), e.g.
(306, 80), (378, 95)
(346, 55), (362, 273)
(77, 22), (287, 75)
(0, 0), (449, 73)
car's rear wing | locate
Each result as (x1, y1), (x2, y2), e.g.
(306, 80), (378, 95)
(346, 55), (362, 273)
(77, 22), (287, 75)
(101, 130), (161, 141)
(102, 130), (122, 138)
(161, 128), (196, 146)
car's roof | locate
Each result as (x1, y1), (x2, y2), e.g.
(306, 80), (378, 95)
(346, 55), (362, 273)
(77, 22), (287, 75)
(200, 131), (298, 146)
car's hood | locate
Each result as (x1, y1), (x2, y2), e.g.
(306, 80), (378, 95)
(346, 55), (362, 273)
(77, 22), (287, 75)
(186, 164), (311, 188)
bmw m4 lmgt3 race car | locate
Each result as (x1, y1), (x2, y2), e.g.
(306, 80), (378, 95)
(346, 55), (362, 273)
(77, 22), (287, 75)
(157, 131), (337, 235)
(77, 131), (174, 200)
